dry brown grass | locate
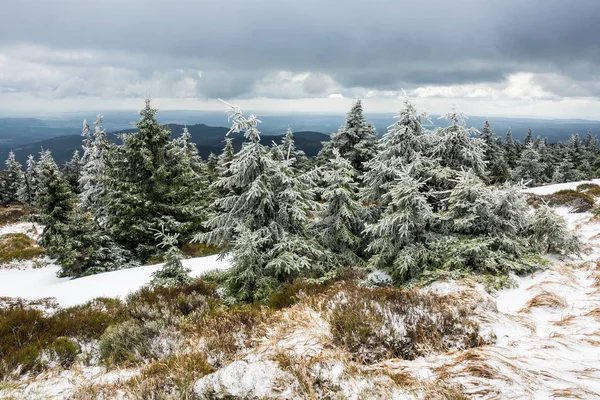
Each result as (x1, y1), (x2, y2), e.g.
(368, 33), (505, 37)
(585, 308), (600, 320)
(554, 315), (576, 326)
(522, 291), (568, 312)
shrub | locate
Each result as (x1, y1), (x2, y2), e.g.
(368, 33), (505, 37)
(181, 242), (221, 258)
(98, 320), (149, 365)
(41, 337), (81, 368)
(0, 233), (45, 264)
(327, 286), (484, 363)
(0, 207), (29, 227)
(0, 299), (125, 379)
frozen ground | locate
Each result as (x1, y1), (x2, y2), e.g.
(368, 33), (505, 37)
(2, 180), (600, 399)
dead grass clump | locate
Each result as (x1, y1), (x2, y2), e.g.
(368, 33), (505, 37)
(70, 383), (129, 400)
(522, 291), (568, 312)
(127, 352), (214, 399)
(577, 183), (600, 197)
(0, 233), (44, 264)
(185, 305), (274, 367)
(0, 207), (29, 227)
(528, 190), (595, 212)
(585, 308), (600, 320)
(326, 285), (485, 363)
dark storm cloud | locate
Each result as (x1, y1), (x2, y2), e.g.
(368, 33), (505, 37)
(0, 0), (598, 99)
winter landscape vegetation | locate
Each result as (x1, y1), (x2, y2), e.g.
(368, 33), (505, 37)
(4, 0), (600, 399)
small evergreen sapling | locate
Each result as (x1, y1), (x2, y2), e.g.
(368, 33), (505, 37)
(150, 230), (192, 288)
(18, 155), (37, 207)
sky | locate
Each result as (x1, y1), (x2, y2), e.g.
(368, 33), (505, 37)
(1, 0), (600, 118)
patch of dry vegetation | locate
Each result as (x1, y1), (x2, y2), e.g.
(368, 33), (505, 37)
(0, 233), (44, 264)
(522, 290), (568, 312)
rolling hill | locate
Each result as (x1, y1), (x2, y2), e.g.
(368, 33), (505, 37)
(0, 124), (330, 164)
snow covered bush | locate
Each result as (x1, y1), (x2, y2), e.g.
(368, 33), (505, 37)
(529, 205), (583, 254)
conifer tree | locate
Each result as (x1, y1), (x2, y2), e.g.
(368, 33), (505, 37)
(103, 98), (185, 259)
(329, 100), (378, 175)
(36, 151), (74, 250)
(150, 229), (192, 288)
(181, 126), (205, 175)
(524, 128), (534, 146)
(430, 107), (486, 180)
(79, 115), (110, 222)
(365, 172), (433, 280)
(311, 149), (364, 267)
(196, 104), (321, 300)
(2, 151), (23, 205)
(361, 97), (429, 210)
(218, 138), (235, 176)
(18, 155), (37, 207)
(479, 120), (508, 183)
(504, 128), (519, 169)
(206, 152), (219, 183)
(513, 143), (544, 186)
(529, 205), (582, 254)
(64, 150), (82, 194)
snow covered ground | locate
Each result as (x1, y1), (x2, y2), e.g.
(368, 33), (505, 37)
(0, 255), (230, 308)
(2, 180), (600, 399)
(523, 178), (600, 195)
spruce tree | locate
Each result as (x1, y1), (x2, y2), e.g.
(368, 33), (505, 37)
(18, 155), (37, 207)
(64, 150), (82, 194)
(36, 151), (74, 251)
(430, 107), (487, 181)
(79, 115), (110, 222)
(217, 138), (235, 177)
(365, 172), (433, 280)
(311, 149), (364, 267)
(529, 205), (582, 254)
(2, 151), (23, 205)
(524, 128), (534, 146)
(479, 120), (508, 183)
(103, 98), (183, 259)
(361, 97), (429, 211)
(196, 104), (321, 300)
(150, 230), (192, 288)
(513, 143), (545, 186)
(206, 152), (219, 183)
(329, 100), (378, 175)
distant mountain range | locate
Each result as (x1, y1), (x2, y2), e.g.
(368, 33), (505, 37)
(0, 124), (330, 165)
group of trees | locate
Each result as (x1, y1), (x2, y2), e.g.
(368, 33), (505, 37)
(0, 97), (583, 298)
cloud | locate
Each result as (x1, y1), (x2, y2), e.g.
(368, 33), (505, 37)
(1, 0), (600, 116)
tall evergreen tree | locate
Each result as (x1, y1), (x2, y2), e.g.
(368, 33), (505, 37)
(196, 104), (321, 300)
(513, 143), (544, 186)
(36, 151), (74, 250)
(2, 151), (23, 205)
(311, 149), (364, 267)
(64, 150), (82, 194)
(103, 98), (183, 259)
(328, 100), (378, 175)
(479, 120), (508, 183)
(361, 96), (429, 211)
(524, 128), (534, 146)
(79, 115), (110, 222)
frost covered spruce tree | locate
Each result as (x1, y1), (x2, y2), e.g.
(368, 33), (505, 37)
(479, 120), (509, 183)
(311, 149), (365, 267)
(79, 116), (110, 220)
(274, 128), (309, 172)
(431, 107), (487, 182)
(103, 98), (196, 259)
(361, 96), (429, 211)
(2, 151), (23, 205)
(196, 103), (321, 301)
(513, 142), (545, 187)
(365, 171), (433, 280)
(64, 150), (82, 194)
(150, 229), (192, 288)
(18, 155), (38, 207)
(217, 138), (235, 177)
(324, 100), (378, 175)
(36, 150), (74, 251)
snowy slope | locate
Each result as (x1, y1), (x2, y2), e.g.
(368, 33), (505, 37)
(523, 178), (600, 195)
(0, 255), (230, 308)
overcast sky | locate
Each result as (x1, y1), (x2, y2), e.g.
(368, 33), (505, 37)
(1, 0), (600, 118)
